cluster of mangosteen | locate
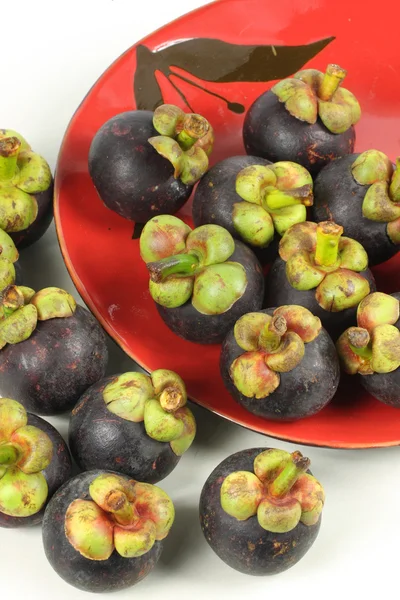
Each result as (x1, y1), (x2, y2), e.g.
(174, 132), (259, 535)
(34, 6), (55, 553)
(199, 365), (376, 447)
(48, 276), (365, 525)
(2, 60), (400, 593)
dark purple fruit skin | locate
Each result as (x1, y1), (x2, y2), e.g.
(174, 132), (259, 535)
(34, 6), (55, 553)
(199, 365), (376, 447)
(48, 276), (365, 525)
(156, 240), (265, 344)
(311, 155), (398, 267)
(88, 111), (192, 224)
(243, 91), (355, 177)
(220, 308), (340, 421)
(264, 257), (377, 340)
(358, 292), (400, 406)
(0, 413), (72, 528)
(199, 447), (321, 575)
(0, 305), (108, 415)
(9, 179), (54, 249)
(69, 374), (180, 484)
(192, 155), (278, 263)
(42, 469), (163, 593)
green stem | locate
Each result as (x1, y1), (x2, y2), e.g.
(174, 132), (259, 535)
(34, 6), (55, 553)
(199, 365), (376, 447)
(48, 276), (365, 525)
(0, 137), (21, 182)
(263, 185), (313, 211)
(348, 328), (373, 359)
(389, 158), (400, 202)
(104, 491), (136, 526)
(159, 387), (185, 413)
(176, 114), (210, 151)
(0, 443), (20, 466)
(318, 64), (347, 101)
(314, 221), (343, 267)
(259, 315), (287, 352)
(269, 451), (310, 498)
(147, 253), (199, 283)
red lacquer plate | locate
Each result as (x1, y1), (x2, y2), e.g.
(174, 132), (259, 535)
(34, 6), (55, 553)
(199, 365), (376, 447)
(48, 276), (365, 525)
(54, 0), (400, 448)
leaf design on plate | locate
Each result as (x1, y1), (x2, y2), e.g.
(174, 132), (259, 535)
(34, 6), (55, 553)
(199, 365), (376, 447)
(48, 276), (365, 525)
(134, 36), (335, 113)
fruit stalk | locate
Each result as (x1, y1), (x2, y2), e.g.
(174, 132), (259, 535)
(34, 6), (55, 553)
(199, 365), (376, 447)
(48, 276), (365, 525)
(269, 451), (310, 498)
(318, 64), (347, 101)
(347, 327), (372, 359)
(0, 137), (21, 182)
(314, 221), (343, 267)
(259, 315), (287, 352)
(263, 185), (313, 211)
(147, 253), (199, 283)
(0, 443), (20, 466)
(159, 387), (185, 412)
(104, 490), (136, 526)
(176, 114), (211, 151)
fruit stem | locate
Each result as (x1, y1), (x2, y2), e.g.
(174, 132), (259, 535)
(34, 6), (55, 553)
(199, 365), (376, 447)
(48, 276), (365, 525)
(176, 114), (211, 151)
(389, 158), (400, 202)
(0, 443), (20, 466)
(269, 451), (310, 498)
(314, 221), (343, 267)
(147, 253), (199, 283)
(348, 327), (373, 359)
(318, 64), (347, 101)
(259, 315), (287, 352)
(263, 185), (314, 211)
(105, 491), (135, 526)
(0, 137), (21, 182)
(159, 387), (185, 413)
(1, 285), (25, 317)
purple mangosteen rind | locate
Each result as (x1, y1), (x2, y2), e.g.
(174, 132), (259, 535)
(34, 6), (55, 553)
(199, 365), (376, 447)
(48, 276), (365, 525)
(220, 307), (340, 420)
(42, 470), (172, 593)
(88, 104), (214, 224)
(0, 286), (108, 415)
(69, 369), (196, 483)
(199, 447), (323, 576)
(337, 292), (400, 407)
(0, 398), (72, 528)
(0, 130), (53, 248)
(312, 151), (400, 266)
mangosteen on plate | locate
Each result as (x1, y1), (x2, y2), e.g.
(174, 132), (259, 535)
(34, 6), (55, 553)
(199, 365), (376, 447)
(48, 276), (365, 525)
(88, 103), (214, 227)
(0, 398), (72, 528)
(200, 447), (324, 575)
(42, 470), (174, 593)
(69, 369), (196, 483)
(193, 156), (314, 260)
(243, 64), (360, 177)
(337, 291), (400, 407)
(265, 221), (376, 339)
(312, 150), (400, 266)
(0, 130), (53, 248)
(0, 285), (108, 415)
(140, 215), (264, 344)
(220, 305), (340, 420)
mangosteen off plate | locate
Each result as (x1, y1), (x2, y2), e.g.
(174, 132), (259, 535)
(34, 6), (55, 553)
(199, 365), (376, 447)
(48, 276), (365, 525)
(55, 0), (400, 448)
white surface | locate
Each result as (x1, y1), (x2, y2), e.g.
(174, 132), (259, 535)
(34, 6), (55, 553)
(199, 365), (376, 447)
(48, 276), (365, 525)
(1, 1), (398, 598)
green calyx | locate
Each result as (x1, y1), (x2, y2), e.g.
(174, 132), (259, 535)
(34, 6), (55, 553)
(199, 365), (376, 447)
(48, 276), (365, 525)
(220, 449), (324, 533)
(65, 473), (175, 561)
(0, 229), (19, 292)
(103, 369), (196, 456)
(148, 104), (214, 185)
(230, 306), (321, 399)
(351, 151), (400, 242)
(337, 292), (400, 375)
(234, 162), (313, 246)
(142, 216), (248, 315)
(0, 398), (53, 517)
(271, 64), (361, 133)
(279, 221), (370, 312)
(0, 286), (77, 349)
(0, 130), (51, 233)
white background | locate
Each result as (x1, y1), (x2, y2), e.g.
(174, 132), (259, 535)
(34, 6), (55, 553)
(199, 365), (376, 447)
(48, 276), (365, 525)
(1, 1), (399, 598)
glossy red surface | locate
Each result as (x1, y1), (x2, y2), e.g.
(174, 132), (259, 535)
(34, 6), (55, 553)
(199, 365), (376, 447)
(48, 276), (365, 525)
(55, 0), (400, 448)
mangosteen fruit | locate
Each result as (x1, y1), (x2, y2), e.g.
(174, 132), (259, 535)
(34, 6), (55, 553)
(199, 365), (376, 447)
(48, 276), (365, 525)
(0, 285), (108, 415)
(243, 64), (360, 177)
(42, 470), (174, 593)
(0, 228), (20, 292)
(0, 398), (72, 528)
(220, 305), (340, 420)
(140, 215), (264, 344)
(337, 291), (400, 407)
(312, 150), (400, 266)
(200, 447), (324, 575)
(193, 156), (314, 260)
(0, 130), (53, 248)
(88, 103), (214, 228)
(265, 221), (376, 339)
(69, 369), (196, 483)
